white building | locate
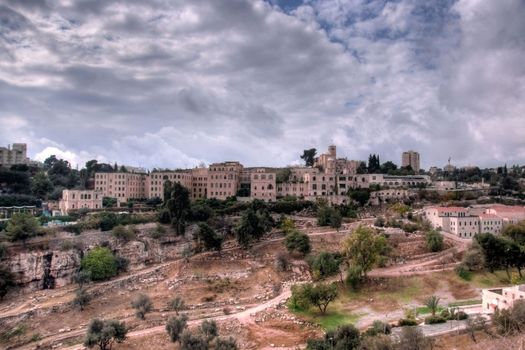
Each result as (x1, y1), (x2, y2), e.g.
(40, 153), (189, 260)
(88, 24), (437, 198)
(482, 285), (525, 314)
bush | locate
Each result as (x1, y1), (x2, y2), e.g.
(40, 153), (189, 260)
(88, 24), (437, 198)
(275, 253), (290, 272)
(455, 264), (472, 281)
(74, 287), (91, 311)
(166, 314), (188, 343)
(98, 213), (118, 231)
(398, 318), (418, 326)
(131, 294), (153, 320)
(308, 252), (341, 280)
(180, 330), (208, 350)
(374, 216), (385, 227)
(364, 320), (392, 336)
(425, 230), (444, 252)
(5, 213), (41, 241)
(84, 319), (127, 350)
(167, 296), (186, 314)
(345, 264), (363, 290)
(216, 337), (238, 350)
(424, 315), (446, 324)
(111, 225), (136, 242)
(80, 247), (117, 281)
(284, 230), (311, 255)
(151, 224), (166, 239)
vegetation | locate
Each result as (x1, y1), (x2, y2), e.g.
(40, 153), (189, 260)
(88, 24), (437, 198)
(424, 295), (440, 316)
(4, 212), (41, 241)
(165, 182), (191, 235)
(111, 224), (137, 242)
(290, 282), (338, 314)
(235, 203), (273, 248)
(284, 230), (311, 256)
(84, 319), (127, 350)
(348, 189), (371, 207)
(74, 287), (91, 311)
(317, 206), (342, 229)
(492, 299), (525, 335)
(131, 293), (153, 320)
(180, 330), (208, 350)
(301, 148), (317, 167)
(80, 247), (118, 281)
(197, 223), (223, 252)
(306, 324), (360, 349)
(425, 230), (444, 252)
(166, 314), (188, 343)
(342, 225), (388, 279)
(475, 232), (525, 279)
(167, 296), (186, 314)
(397, 326), (433, 350)
(307, 252), (342, 280)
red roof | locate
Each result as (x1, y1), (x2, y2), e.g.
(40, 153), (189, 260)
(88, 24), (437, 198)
(435, 207), (467, 213)
(489, 205), (525, 213)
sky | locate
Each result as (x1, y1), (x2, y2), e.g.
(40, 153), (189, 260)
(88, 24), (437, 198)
(0, 0), (524, 170)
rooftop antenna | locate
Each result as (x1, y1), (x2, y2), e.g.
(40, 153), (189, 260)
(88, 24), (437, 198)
(448, 156), (451, 165)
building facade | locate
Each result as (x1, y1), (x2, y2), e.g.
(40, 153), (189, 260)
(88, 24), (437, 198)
(94, 172), (148, 205)
(0, 143), (30, 167)
(207, 161), (243, 200)
(250, 168), (276, 202)
(482, 285), (525, 313)
(402, 150), (420, 173)
(59, 189), (103, 214)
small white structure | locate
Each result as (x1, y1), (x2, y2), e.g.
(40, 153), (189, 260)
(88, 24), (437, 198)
(482, 285), (525, 313)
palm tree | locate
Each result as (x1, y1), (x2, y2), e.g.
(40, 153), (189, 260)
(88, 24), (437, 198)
(425, 295), (441, 316)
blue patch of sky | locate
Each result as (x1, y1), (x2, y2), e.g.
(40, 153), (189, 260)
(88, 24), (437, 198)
(264, 0), (305, 12)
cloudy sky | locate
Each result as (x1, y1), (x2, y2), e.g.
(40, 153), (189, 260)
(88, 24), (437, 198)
(1, 0), (524, 170)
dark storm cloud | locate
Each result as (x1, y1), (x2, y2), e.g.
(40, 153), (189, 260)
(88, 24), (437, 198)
(0, 0), (524, 169)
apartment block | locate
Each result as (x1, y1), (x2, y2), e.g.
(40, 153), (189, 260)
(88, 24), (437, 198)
(0, 143), (30, 167)
(148, 171), (193, 200)
(59, 189), (103, 214)
(250, 168), (276, 202)
(94, 172), (147, 205)
(207, 161), (243, 200)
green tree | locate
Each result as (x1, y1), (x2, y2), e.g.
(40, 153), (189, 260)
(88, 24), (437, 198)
(199, 319), (218, 344)
(317, 206), (342, 228)
(291, 282), (338, 314)
(502, 221), (525, 245)
(0, 265), (15, 300)
(301, 148), (317, 167)
(197, 223), (223, 252)
(425, 230), (444, 252)
(181, 330), (208, 350)
(74, 287), (91, 311)
(235, 207), (272, 248)
(5, 212), (40, 241)
(342, 226), (383, 278)
(425, 295), (440, 316)
(166, 314), (188, 343)
(348, 189), (370, 207)
(284, 230), (311, 256)
(167, 296), (186, 314)
(131, 294), (153, 320)
(31, 171), (54, 198)
(280, 217), (296, 234)
(309, 252), (342, 279)
(166, 183), (190, 235)
(111, 225), (136, 243)
(84, 319), (127, 350)
(80, 247), (118, 281)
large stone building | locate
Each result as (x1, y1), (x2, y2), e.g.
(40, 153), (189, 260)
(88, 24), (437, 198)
(250, 168), (276, 202)
(0, 143), (30, 167)
(207, 161), (243, 200)
(59, 189), (103, 214)
(94, 172), (148, 205)
(402, 150), (420, 173)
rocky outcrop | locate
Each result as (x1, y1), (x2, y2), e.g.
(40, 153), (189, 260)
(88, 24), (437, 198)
(4, 224), (193, 293)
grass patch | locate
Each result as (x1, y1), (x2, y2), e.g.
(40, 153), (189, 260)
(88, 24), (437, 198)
(448, 299), (482, 307)
(416, 306), (445, 315)
(291, 308), (362, 330)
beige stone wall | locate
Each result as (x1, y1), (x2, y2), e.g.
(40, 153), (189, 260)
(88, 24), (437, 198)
(207, 161), (243, 200)
(59, 189), (103, 214)
(250, 169), (276, 202)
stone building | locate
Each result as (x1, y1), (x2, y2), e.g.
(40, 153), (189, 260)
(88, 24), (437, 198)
(59, 189), (103, 214)
(402, 150), (420, 173)
(482, 285), (525, 313)
(250, 168), (276, 202)
(94, 172), (148, 205)
(0, 143), (30, 167)
(207, 161), (243, 200)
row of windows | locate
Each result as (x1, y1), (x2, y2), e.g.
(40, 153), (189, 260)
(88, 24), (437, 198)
(253, 174), (274, 180)
(210, 183), (232, 188)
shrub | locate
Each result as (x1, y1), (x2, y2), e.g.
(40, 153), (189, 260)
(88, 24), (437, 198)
(424, 315), (446, 324)
(5, 213), (41, 241)
(80, 247), (117, 281)
(345, 264), (363, 290)
(425, 230), (444, 252)
(115, 256), (129, 273)
(98, 213), (118, 231)
(284, 230), (311, 255)
(216, 337), (239, 350)
(180, 330), (207, 350)
(308, 252), (342, 279)
(74, 287), (91, 311)
(167, 296), (186, 314)
(84, 319), (127, 350)
(374, 216), (385, 227)
(275, 253), (290, 272)
(398, 318), (418, 326)
(199, 320), (218, 343)
(166, 314), (188, 343)
(364, 320), (392, 336)
(131, 294), (153, 320)
(111, 225), (136, 242)
(151, 224), (166, 239)
(455, 264), (472, 281)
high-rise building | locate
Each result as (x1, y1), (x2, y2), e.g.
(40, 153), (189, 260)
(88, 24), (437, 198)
(0, 143), (30, 167)
(402, 150), (420, 173)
